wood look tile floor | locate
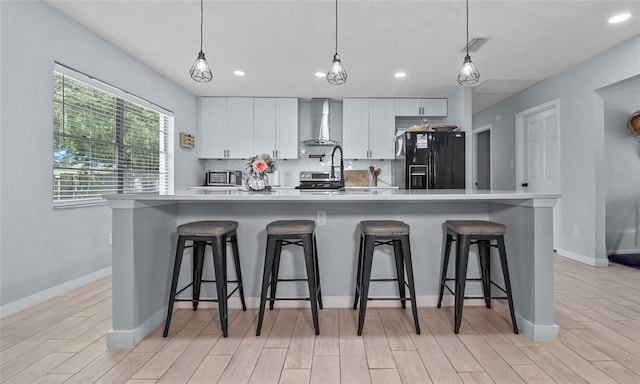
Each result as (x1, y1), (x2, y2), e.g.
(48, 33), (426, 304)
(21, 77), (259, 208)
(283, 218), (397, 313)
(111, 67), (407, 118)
(2, 256), (640, 383)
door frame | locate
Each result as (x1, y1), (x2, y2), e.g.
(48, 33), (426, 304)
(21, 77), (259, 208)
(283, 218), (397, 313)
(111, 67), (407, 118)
(515, 99), (561, 250)
(472, 124), (492, 190)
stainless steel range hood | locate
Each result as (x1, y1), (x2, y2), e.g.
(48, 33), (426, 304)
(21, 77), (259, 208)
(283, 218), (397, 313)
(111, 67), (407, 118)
(303, 99), (340, 147)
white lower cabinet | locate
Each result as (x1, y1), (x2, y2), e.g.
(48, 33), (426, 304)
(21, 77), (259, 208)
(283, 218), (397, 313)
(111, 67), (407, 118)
(343, 98), (395, 159)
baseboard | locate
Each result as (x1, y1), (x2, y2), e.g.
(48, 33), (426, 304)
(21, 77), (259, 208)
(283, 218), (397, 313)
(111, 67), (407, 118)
(0, 266), (112, 319)
(556, 249), (609, 267)
(107, 307), (166, 348)
(516, 313), (559, 341)
(175, 295), (488, 310)
(607, 249), (640, 255)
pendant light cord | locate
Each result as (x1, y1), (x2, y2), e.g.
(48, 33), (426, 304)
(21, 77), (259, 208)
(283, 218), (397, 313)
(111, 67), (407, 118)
(465, 0), (469, 56)
(335, 0), (338, 54)
(200, 0), (204, 52)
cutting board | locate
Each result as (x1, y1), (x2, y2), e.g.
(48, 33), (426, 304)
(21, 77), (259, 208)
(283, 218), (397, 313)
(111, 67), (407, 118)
(344, 170), (370, 186)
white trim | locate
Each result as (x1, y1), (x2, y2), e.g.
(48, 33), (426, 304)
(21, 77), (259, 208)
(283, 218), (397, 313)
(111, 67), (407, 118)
(472, 124), (492, 190)
(107, 307), (166, 347)
(0, 267), (112, 319)
(556, 249), (609, 267)
(607, 249), (640, 255)
(516, 313), (559, 341)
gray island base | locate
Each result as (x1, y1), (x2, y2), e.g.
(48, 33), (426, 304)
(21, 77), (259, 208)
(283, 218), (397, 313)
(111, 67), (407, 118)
(105, 189), (560, 347)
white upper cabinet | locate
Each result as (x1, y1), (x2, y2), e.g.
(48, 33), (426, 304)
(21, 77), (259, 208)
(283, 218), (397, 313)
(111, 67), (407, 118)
(343, 98), (395, 159)
(226, 98), (254, 159)
(395, 98), (447, 117)
(199, 97), (227, 158)
(200, 97), (297, 159)
(253, 98), (298, 159)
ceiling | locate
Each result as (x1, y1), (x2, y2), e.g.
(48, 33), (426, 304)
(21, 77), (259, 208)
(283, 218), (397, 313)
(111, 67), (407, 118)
(46, 1), (640, 113)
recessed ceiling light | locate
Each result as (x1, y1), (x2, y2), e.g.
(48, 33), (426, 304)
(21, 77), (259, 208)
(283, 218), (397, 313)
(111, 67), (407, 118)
(315, 72), (326, 78)
(233, 70), (246, 76)
(609, 12), (631, 24)
(395, 72), (407, 78)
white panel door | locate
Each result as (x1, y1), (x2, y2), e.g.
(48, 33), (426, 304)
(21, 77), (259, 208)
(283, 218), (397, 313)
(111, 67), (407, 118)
(395, 99), (422, 116)
(342, 98), (370, 159)
(421, 99), (448, 116)
(523, 108), (557, 192)
(276, 98), (298, 159)
(227, 98), (254, 159)
(199, 97), (227, 158)
(253, 98), (276, 157)
(369, 99), (395, 159)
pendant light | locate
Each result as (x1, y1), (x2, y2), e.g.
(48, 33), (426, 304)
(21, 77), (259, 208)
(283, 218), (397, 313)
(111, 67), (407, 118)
(190, 0), (213, 83)
(326, 0), (347, 85)
(457, 0), (480, 86)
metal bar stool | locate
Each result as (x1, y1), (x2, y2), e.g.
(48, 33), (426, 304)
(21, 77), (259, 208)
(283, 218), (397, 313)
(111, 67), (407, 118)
(353, 220), (420, 335)
(437, 220), (518, 334)
(163, 220), (246, 338)
(256, 220), (322, 336)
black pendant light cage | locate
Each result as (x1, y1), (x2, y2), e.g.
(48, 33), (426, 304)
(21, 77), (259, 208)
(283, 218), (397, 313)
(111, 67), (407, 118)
(457, 0), (480, 86)
(327, 0), (347, 85)
(190, 0), (213, 83)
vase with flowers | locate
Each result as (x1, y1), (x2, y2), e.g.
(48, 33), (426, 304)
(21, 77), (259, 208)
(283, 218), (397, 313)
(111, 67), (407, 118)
(246, 153), (277, 191)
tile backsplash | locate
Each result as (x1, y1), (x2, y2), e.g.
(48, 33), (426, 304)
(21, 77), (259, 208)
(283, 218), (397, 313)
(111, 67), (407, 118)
(202, 101), (397, 187)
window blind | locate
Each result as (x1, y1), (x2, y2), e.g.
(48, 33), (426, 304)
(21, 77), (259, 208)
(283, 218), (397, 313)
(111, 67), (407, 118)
(53, 69), (172, 206)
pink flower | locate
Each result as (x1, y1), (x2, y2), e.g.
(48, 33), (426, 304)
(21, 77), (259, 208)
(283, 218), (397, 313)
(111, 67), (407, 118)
(252, 159), (268, 173)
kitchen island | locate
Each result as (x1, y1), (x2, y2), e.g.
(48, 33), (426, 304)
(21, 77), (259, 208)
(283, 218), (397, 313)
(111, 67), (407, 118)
(105, 189), (559, 347)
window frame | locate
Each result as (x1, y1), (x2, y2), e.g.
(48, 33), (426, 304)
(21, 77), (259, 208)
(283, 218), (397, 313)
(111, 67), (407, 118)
(53, 63), (174, 208)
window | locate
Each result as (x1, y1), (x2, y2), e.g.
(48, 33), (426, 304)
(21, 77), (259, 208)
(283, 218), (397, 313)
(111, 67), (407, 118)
(53, 65), (173, 206)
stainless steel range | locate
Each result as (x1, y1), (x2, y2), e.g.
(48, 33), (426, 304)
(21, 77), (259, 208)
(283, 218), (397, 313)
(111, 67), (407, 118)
(295, 171), (343, 190)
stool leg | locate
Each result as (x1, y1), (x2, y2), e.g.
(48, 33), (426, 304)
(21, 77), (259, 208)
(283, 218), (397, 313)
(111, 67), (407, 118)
(393, 239), (406, 309)
(229, 235), (247, 311)
(303, 234), (320, 335)
(269, 240), (283, 310)
(353, 234), (364, 310)
(211, 236), (229, 337)
(357, 235), (375, 336)
(454, 234), (470, 334)
(314, 235), (323, 310)
(257, 235), (276, 336)
(497, 236), (519, 334)
(192, 241), (206, 310)
(164, 236), (186, 337)
(437, 234), (453, 308)
(401, 235), (420, 335)
(477, 240), (491, 309)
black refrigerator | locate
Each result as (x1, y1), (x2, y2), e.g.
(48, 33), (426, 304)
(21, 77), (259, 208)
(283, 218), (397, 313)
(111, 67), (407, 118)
(402, 131), (465, 189)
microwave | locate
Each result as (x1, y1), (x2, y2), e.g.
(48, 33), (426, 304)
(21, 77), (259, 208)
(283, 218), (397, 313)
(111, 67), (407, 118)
(206, 170), (243, 186)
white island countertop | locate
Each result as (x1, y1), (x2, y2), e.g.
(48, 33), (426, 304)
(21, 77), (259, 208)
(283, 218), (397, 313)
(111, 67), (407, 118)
(105, 188), (560, 204)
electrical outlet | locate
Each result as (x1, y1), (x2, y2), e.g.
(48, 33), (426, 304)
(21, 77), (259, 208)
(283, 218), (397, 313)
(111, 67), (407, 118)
(572, 225), (579, 236)
(109, 233), (113, 245)
(317, 211), (326, 226)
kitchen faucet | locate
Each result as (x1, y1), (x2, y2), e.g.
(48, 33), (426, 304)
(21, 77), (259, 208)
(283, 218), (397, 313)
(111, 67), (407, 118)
(330, 144), (345, 188)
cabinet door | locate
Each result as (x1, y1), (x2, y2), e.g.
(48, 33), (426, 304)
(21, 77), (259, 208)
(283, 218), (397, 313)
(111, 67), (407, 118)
(253, 98), (276, 157)
(369, 99), (396, 159)
(395, 99), (422, 116)
(199, 97), (227, 158)
(421, 99), (447, 116)
(342, 98), (370, 159)
(276, 98), (298, 159)
(227, 98), (254, 158)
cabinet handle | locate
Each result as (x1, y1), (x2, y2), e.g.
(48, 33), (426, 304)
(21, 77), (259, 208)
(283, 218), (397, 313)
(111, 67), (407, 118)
(276, 150), (279, 158)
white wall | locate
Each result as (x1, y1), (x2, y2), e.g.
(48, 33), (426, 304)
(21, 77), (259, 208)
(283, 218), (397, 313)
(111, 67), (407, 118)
(0, 1), (201, 310)
(473, 34), (640, 266)
(599, 76), (640, 254)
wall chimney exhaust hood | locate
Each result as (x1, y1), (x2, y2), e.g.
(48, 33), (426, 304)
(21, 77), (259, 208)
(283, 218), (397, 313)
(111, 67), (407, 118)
(303, 99), (340, 147)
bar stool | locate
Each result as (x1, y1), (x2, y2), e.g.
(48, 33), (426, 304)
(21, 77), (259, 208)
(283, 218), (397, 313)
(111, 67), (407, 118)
(256, 220), (322, 336)
(437, 220), (518, 334)
(163, 220), (246, 338)
(353, 220), (420, 335)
